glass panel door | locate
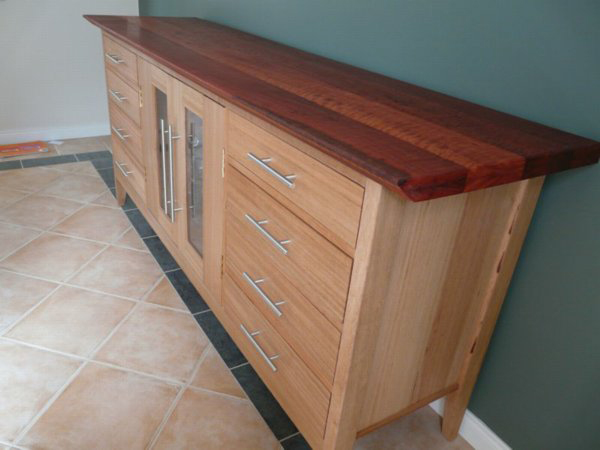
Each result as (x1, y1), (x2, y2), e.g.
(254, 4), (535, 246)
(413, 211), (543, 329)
(186, 109), (204, 256)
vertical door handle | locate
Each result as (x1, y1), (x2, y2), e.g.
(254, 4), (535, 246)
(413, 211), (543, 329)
(160, 119), (169, 216)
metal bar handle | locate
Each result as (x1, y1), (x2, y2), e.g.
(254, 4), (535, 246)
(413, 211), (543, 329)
(167, 125), (183, 223)
(105, 53), (123, 64)
(247, 153), (296, 189)
(240, 324), (279, 372)
(160, 119), (168, 215)
(111, 126), (129, 141)
(115, 161), (132, 177)
(244, 214), (290, 255)
(242, 272), (285, 317)
(109, 89), (127, 103)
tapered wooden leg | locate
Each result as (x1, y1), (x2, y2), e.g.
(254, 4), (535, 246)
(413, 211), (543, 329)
(115, 177), (127, 207)
(442, 177), (544, 440)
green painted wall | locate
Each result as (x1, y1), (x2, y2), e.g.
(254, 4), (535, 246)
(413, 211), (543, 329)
(139, 1), (600, 448)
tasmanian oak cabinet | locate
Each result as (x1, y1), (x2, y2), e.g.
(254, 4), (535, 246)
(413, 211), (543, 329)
(88, 15), (600, 449)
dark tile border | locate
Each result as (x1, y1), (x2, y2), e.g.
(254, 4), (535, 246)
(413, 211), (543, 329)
(144, 236), (180, 272)
(166, 269), (209, 314)
(22, 154), (77, 168)
(0, 160), (22, 171)
(232, 363), (298, 440)
(75, 150), (112, 161)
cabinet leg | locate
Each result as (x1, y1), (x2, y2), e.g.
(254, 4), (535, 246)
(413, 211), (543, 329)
(115, 178), (127, 207)
(442, 387), (469, 439)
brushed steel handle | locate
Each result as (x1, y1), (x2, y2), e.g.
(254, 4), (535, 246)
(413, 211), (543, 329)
(244, 214), (290, 255)
(240, 324), (279, 372)
(167, 125), (183, 222)
(160, 119), (169, 216)
(115, 160), (132, 177)
(109, 89), (127, 103)
(247, 153), (296, 189)
(111, 126), (129, 141)
(242, 272), (285, 317)
(105, 53), (124, 64)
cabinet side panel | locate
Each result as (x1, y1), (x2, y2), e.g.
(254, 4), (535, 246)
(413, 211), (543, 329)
(358, 178), (543, 431)
(357, 189), (467, 428)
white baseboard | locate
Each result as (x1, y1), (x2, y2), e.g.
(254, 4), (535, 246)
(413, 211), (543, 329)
(429, 399), (511, 450)
(0, 124), (110, 145)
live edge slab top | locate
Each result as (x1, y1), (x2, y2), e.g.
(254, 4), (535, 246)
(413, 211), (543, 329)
(85, 15), (600, 201)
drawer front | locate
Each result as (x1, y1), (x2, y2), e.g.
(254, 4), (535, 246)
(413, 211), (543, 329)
(225, 229), (341, 389)
(223, 273), (330, 447)
(112, 137), (145, 201)
(227, 167), (352, 326)
(103, 35), (138, 85)
(228, 112), (364, 249)
(106, 69), (141, 126)
(108, 103), (143, 167)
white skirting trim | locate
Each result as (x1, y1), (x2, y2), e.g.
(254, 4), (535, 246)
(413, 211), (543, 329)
(0, 124), (110, 145)
(429, 399), (511, 450)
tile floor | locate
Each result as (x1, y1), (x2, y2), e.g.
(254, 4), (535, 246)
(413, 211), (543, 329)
(0, 137), (472, 450)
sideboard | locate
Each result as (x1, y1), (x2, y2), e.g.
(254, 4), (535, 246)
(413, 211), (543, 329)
(86, 15), (600, 449)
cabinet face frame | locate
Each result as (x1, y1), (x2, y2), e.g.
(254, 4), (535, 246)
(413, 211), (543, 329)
(140, 60), (184, 242)
(174, 82), (225, 301)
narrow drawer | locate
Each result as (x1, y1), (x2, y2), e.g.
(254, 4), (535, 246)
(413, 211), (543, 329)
(223, 273), (330, 447)
(103, 35), (138, 85)
(112, 137), (145, 202)
(108, 103), (143, 167)
(106, 69), (141, 126)
(227, 167), (352, 326)
(225, 229), (341, 389)
(227, 112), (364, 249)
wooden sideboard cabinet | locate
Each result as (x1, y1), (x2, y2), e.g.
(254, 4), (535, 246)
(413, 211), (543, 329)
(88, 15), (600, 450)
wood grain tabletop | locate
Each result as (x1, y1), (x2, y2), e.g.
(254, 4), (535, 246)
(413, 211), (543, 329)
(86, 15), (600, 201)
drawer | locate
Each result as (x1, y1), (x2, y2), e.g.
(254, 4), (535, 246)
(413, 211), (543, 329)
(108, 103), (143, 167)
(227, 167), (352, 326)
(106, 69), (141, 126)
(225, 231), (341, 389)
(112, 137), (145, 202)
(223, 273), (330, 447)
(227, 112), (364, 249)
(103, 35), (138, 85)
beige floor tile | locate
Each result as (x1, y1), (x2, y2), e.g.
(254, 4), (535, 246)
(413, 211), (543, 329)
(0, 233), (104, 282)
(20, 363), (178, 450)
(145, 276), (186, 310)
(154, 388), (278, 450)
(69, 246), (162, 299)
(191, 346), (245, 398)
(0, 188), (28, 209)
(90, 190), (119, 208)
(0, 341), (81, 442)
(0, 271), (57, 333)
(53, 136), (108, 155)
(0, 167), (62, 193)
(95, 304), (208, 382)
(38, 173), (107, 203)
(6, 286), (134, 357)
(78, 163), (102, 176)
(354, 406), (472, 450)
(0, 223), (40, 260)
(52, 205), (130, 243)
(0, 195), (82, 230)
(51, 161), (93, 173)
(114, 227), (147, 251)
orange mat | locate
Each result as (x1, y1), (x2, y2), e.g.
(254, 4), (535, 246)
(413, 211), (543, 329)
(0, 141), (48, 158)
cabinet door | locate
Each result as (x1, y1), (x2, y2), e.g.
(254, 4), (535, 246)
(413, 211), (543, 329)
(140, 61), (184, 242)
(174, 82), (225, 302)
